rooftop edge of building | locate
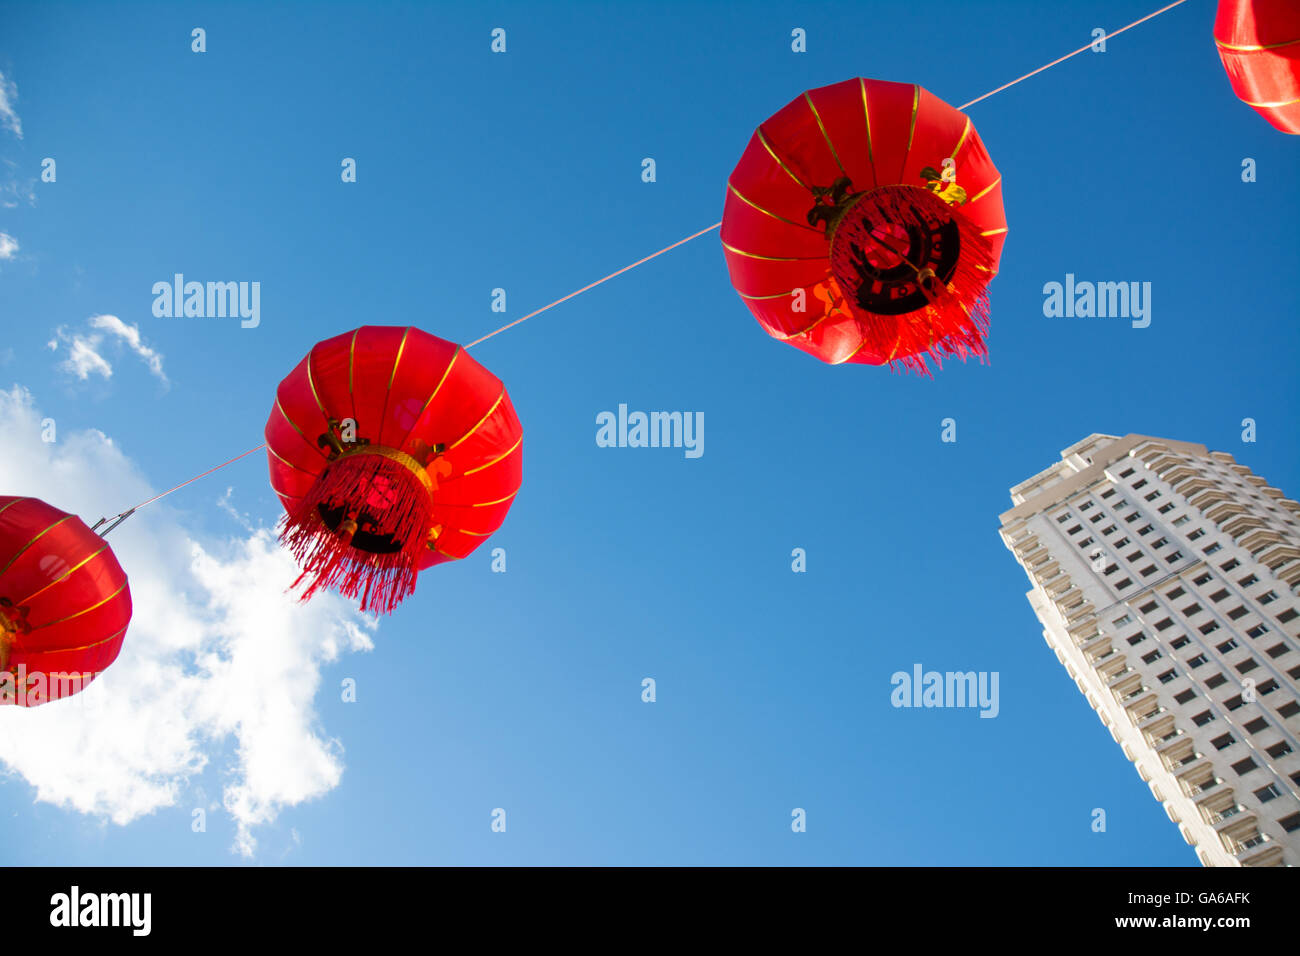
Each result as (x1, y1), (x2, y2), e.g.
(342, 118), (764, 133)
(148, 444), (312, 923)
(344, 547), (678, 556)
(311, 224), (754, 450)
(1000, 433), (1212, 526)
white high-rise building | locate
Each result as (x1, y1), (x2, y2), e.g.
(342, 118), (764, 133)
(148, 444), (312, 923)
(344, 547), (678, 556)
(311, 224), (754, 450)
(999, 434), (1300, 867)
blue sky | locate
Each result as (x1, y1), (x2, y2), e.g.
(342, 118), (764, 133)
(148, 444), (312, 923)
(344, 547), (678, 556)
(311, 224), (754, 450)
(0, 0), (1297, 865)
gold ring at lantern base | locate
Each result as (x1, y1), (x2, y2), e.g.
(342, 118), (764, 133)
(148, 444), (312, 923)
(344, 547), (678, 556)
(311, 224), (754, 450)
(828, 184), (961, 317)
(333, 445), (435, 495)
(312, 444), (438, 556)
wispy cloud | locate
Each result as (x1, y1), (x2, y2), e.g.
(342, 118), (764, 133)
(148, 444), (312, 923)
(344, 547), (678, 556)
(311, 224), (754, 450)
(90, 314), (167, 384)
(56, 331), (114, 380)
(0, 385), (377, 857)
(0, 231), (18, 260)
(50, 314), (169, 387)
(0, 71), (21, 139)
(1, 159), (36, 208)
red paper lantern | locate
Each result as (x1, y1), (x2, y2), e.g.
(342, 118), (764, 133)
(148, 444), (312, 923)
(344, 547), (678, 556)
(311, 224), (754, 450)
(1215, 0), (1300, 134)
(721, 77), (1007, 374)
(266, 326), (523, 614)
(0, 496), (132, 707)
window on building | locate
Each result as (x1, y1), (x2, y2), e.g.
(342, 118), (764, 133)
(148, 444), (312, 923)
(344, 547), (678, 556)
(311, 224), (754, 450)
(1280, 701), (1300, 718)
(1192, 573), (1212, 586)
(1208, 588), (1229, 602)
(1104, 563), (1119, 575)
(1155, 618), (1174, 631)
(1141, 650), (1162, 664)
(1166, 551), (1184, 563)
(1224, 694), (1245, 711)
(1101, 489), (1116, 499)
(1192, 710), (1216, 726)
(1266, 741), (1293, 759)
(1173, 515), (1190, 527)
(1151, 538), (1169, 549)
(1231, 757), (1258, 775)
(1247, 624), (1270, 639)
(1266, 643), (1290, 659)
(1203, 543), (1222, 555)
(1079, 537), (1094, 548)
(1254, 783), (1281, 802)
(1182, 603), (1203, 616)
(1187, 529), (1205, 540)
(1113, 614), (1133, 626)
(1079, 501), (1094, 511)
(1125, 513), (1141, 524)
(1187, 653), (1208, 668)
(1199, 621), (1221, 636)
(1115, 537), (1131, 549)
(1140, 601), (1158, 614)
(1119, 468), (1135, 478)
(1289, 665), (1300, 680)
(1205, 673), (1228, 689)
(1258, 679), (1278, 696)
(1127, 633), (1147, 646)
(1174, 688), (1197, 705)
(1133, 479), (1148, 490)
(1056, 513), (1070, 523)
(1115, 578), (1133, 590)
(1167, 587), (1186, 600)
(1067, 525), (1083, 535)
(1171, 636), (1190, 649)
(1279, 813), (1300, 833)
(1237, 573), (1257, 586)
(1236, 658), (1259, 674)
(1279, 608), (1299, 624)
(1101, 524), (1117, 535)
(1243, 717), (1268, 733)
(1145, 491), (1162, 501)
(1126, 550), (1143, 563)
(1211, 733), (1235, 750)
(1141, 565), (1158, 577)
(1138, 524), (1153, 535)
(1157, 668), (1177, 684)
(1259, 590), (1278, 605)
(1090, 513), (1104, 524)
(1159, 503), (1176, 514)
(1221, 558), (1241, 572)
(1217, 638), (1239, 653)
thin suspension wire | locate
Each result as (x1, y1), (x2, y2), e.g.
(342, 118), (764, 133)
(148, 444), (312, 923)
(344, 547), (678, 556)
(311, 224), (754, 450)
(956, 0), (1188, 110)
(103, 0), (1189, 524)
(127, 443), (268, 512)
(462, 221), (723, 349)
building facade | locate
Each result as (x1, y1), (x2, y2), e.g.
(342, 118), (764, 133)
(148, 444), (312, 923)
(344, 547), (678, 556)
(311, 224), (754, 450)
(999, 433), (1300, 866)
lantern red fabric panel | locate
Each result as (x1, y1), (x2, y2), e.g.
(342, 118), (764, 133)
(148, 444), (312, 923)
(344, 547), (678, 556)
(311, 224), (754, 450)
(722, 77), (1007, 374)
(265, 326), (523, 613)
(0, 496), (132, 707)
(1215, 0), (1300, 134)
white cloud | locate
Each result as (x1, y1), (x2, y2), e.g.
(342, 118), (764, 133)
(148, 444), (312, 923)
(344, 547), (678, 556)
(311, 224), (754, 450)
(89, 314), (167, 384)
(50, 315), (168, 387)
(0, 71), (20, 139)
(0, 385), (376, 856)
(55, 329), (113, 380)
(0, 231), (17, 260)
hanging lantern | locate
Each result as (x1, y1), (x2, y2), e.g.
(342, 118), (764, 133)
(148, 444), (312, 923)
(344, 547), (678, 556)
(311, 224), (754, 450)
(1215, 0), (1300, 134)
(721, 77), (1007, 374)
(265, 326), (523, 614)
(0, 496), (132, 707)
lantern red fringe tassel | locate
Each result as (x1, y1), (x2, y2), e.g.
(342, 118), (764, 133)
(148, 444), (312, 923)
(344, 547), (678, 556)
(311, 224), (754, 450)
(279, 452), (435, 615)
(832, 185), (996, 376)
